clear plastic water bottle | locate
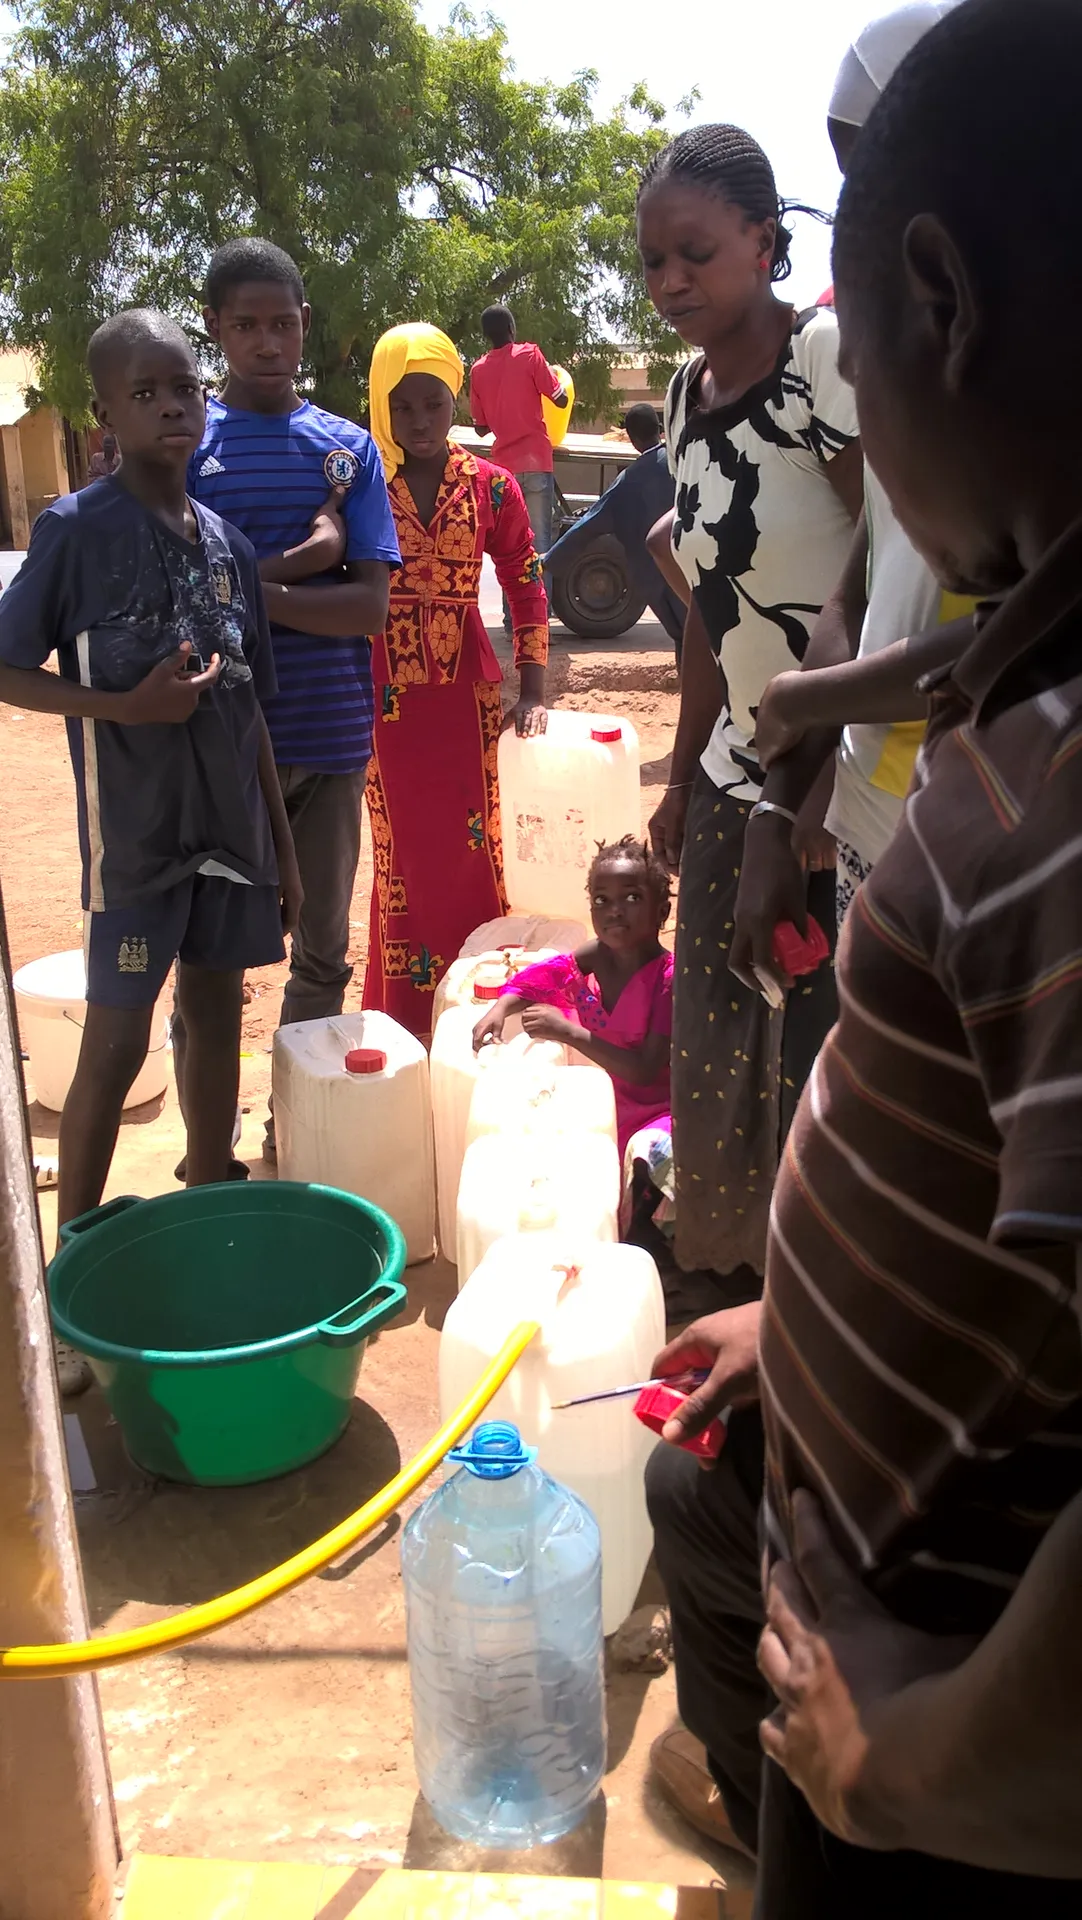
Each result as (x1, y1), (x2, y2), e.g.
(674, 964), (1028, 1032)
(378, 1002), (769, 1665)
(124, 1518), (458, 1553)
(401, 1420), (606, 1847)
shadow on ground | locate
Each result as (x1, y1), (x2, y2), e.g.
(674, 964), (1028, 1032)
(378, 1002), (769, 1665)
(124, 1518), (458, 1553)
(403, 1791), (608, 1878)
(74, 1385), (401, 1623)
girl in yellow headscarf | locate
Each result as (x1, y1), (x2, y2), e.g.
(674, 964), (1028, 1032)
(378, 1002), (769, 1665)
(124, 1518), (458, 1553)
(362, 323), (550, 1035)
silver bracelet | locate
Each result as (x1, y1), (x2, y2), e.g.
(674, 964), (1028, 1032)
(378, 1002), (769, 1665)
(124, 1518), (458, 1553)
(749, 800), (798, 827)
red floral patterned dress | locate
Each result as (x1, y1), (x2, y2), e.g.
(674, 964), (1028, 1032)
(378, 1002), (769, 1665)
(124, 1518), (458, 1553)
(362, 443), (549, 1034)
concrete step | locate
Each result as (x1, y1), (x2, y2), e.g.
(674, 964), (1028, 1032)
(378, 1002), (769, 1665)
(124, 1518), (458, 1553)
(123, 1856), (740, 1919)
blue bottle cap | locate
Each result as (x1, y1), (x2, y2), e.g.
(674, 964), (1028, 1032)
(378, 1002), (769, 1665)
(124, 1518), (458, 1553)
(448, 1421), (537, 1479)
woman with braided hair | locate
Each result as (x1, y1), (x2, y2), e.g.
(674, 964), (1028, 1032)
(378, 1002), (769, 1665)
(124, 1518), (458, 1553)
(640, 124), (864, 1296)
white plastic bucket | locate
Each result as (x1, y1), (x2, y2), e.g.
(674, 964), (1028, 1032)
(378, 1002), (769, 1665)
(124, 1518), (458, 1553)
(13, 949), (171, 1113)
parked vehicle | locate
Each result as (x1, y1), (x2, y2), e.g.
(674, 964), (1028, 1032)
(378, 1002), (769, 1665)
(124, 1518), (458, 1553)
(453, 429), (645, 639)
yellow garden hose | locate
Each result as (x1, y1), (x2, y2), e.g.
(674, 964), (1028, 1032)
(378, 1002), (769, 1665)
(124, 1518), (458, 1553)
(1, 1320), (540, 1680)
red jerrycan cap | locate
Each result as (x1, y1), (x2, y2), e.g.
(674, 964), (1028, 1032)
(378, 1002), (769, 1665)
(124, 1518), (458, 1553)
(634, 1382), (727, 1462)
(771, 915), (830, 979)
(590, 723), (622, 744)
(472, 966), (508, 1001)
(344, 1048), (387, 1075)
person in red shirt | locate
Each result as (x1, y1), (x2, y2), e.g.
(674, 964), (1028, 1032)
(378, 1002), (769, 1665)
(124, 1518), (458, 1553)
(469, 305), (568, 559)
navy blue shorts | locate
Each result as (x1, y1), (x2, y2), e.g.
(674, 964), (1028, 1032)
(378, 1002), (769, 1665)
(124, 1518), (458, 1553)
(86, 876), (285, 1010)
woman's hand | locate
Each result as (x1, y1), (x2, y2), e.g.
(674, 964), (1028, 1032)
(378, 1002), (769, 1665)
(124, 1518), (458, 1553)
(521, 1004), (576, 1045)
(649, 784), (691, 876)
(508, 697), (548, 738)
(651, 1302), (762, 1452)
(792, 820), (837, 874)
(730, 813), (804, 995)
(753, 672), (809, 769)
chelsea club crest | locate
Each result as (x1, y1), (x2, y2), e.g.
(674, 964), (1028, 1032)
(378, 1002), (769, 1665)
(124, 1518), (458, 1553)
(324, 447), (359, 488)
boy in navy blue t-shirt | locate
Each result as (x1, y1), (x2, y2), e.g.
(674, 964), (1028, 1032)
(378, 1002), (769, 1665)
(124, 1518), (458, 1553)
(189, 240), (400, 1154)
(0, 310), (300, 1235)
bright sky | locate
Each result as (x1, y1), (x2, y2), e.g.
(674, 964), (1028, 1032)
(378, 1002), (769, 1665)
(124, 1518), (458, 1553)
(420, 0), (878, 309)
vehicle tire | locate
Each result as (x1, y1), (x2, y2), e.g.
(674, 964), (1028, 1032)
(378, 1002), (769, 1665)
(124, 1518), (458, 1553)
(549, 534), (647, 640)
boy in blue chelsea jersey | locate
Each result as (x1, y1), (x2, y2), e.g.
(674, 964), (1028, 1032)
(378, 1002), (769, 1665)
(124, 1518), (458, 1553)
(188, 239), (400, 1156)
(0, 310), (301, 1235)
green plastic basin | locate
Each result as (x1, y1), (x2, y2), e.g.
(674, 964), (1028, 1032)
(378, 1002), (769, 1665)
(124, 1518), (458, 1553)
(49, 1182), (407, 1485)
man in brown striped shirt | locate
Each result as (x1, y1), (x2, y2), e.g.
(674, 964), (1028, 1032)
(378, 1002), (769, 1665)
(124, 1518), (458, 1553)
(759, 0), (1082, 1903)
(649, 1), (1082, 1910)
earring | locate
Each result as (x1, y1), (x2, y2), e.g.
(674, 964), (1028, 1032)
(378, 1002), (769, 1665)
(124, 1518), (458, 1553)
(759, 258), (769, 272)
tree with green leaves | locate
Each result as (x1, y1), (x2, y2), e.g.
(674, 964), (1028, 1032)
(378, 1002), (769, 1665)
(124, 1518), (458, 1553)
(0, 0), (682, 421)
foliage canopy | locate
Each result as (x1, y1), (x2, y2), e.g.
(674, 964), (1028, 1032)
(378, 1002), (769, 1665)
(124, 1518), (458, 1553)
(0, 0), (684, 420)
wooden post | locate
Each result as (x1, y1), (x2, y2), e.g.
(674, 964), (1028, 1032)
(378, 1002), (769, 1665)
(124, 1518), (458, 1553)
(0, 893), (118, 1917)
(0, 420), (31, 547)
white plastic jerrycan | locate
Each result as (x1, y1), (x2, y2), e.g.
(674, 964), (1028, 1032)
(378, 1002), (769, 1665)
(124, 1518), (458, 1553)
(439, 1239), (666, 1633)
(457, 913), (588, 958)
(455, 1131), (619, 1285)
(273, 1010), (435, 1264)
(430, 1009), (565, 1259)
(432, 947), (541, 1028)
(466, 1060), (617, 1154)
(497, 713), (641, 921)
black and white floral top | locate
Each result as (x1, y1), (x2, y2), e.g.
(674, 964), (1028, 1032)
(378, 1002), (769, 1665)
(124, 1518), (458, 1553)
(665, 305), (858, 799)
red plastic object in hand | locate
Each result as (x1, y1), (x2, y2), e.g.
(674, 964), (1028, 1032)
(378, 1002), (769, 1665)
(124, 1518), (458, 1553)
(634, 1383), (727, 1461)
(772, 915), (830, 979)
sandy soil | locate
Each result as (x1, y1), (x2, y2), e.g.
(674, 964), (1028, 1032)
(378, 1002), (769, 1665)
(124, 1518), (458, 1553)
(0, 615), (753, 1912)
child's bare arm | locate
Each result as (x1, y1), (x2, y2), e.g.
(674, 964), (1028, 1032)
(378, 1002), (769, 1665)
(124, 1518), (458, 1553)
(473, 993), (527, 1050)
(260, 561), (391, 639)
(255, 710), (302, 933)
(754, 614), (977, 768)
(0, 644), (221, 724)
(520, 1005), (669, 1085)
(258, 488), (347, 585)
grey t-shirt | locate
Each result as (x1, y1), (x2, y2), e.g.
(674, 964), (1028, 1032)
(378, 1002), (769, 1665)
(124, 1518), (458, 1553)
(0, 478), (278, 910)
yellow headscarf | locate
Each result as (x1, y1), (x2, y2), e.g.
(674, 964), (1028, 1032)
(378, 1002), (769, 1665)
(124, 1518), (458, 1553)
(368, 322), (465, 478)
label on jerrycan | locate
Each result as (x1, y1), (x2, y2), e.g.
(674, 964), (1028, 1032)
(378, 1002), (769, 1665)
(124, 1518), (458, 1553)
(514, 807), (587, 866)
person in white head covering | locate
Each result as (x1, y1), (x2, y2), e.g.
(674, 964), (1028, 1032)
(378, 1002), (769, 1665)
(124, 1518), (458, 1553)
(828, 1), (964, 156)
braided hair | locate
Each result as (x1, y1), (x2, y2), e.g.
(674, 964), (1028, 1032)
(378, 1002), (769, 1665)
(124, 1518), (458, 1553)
(588, 835), (672, 926)
(639, 124), (829, 283)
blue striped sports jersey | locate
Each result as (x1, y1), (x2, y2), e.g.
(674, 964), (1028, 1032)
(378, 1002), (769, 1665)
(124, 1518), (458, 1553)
(189, 397), (400, 773)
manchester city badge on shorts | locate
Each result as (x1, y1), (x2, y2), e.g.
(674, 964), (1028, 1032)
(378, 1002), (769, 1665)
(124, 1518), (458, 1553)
(324, 447), (359, 488)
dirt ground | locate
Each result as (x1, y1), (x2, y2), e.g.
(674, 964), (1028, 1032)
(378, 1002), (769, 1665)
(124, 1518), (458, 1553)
(0, 609), (754, 1913)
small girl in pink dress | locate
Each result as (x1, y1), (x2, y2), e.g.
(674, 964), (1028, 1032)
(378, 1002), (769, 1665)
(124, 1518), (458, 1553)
(472, 836), (673, 1164)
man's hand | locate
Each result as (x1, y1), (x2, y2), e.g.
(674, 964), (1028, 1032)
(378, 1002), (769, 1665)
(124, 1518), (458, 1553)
(278, 849), (304, 936)
(730, 814), (805, 995)
(506, 698), (548, 738)
(120, 644), (221, 724)
(758, 1491), (977, 1848)
(651, 1302), (762, 1450)
(754, 672), (808, 769)
(649, 784), (690, 876)
(521, 1003), (576, 1045)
